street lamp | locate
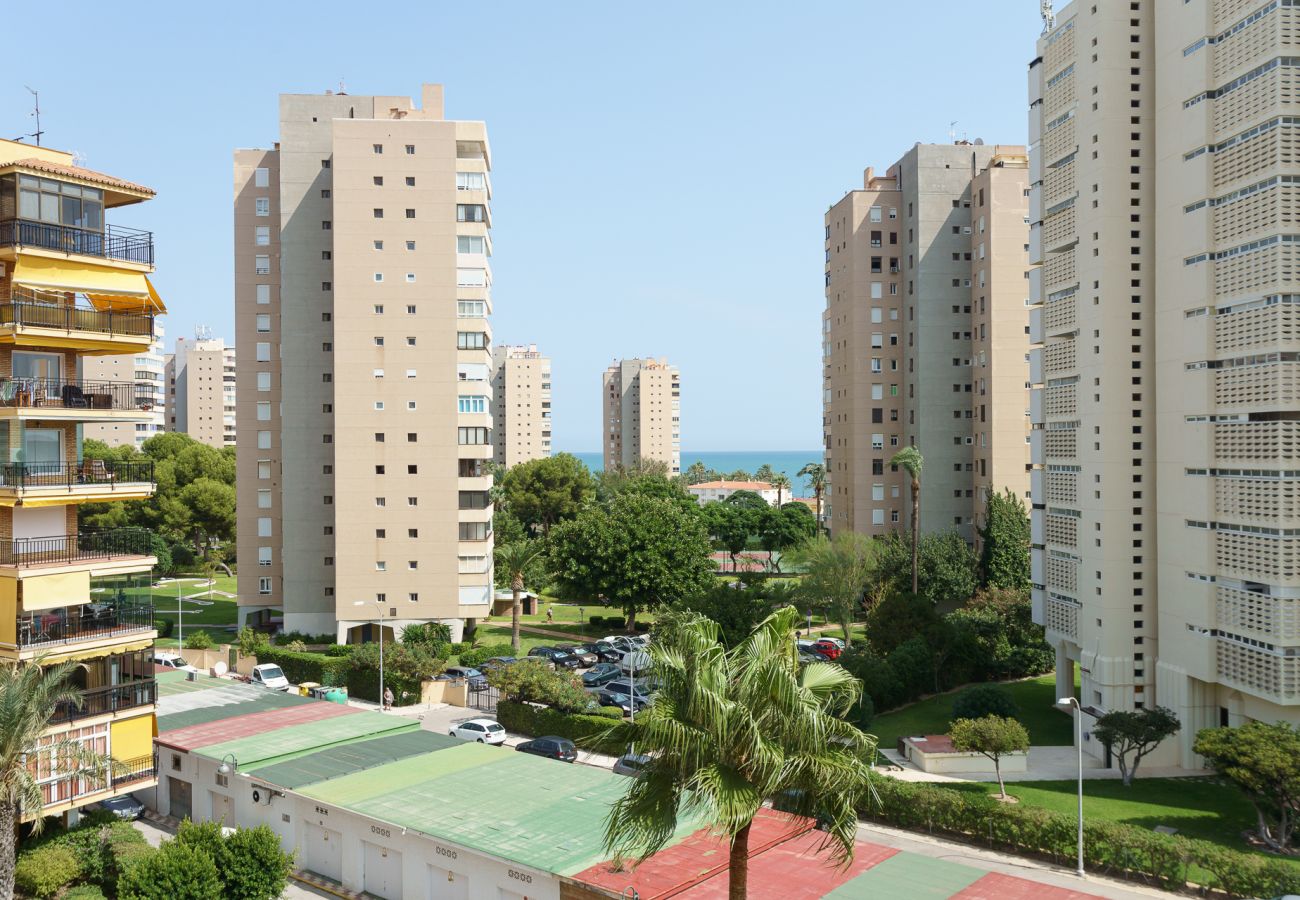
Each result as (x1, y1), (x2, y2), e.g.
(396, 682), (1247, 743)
(354, 600), (387, 710)
(1056, 695), (1085, 877)
(217, 753), (238, 776)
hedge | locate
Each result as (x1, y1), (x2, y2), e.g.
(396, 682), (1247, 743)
(15, 844), (80, 898)
(346, 667), (423, 705)
(256, 647), (349, 686)
(863, 776), (1300, 898)
(588, 616), (604, 628)
(497, 699), (627, 749)
(458, 643), (515, 668)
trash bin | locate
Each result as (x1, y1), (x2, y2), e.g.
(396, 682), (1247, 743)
(298, 681), (321, 697)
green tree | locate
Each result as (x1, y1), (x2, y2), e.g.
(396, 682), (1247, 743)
(486, 657), (590, 712)
(600, 607), (874, 900)
(724, 468), (752, 482)
(500, 453), (595, 535)
(684, 461), (711, 485)
(770, 473), (791, 506)
(549, 493), (715, 630)
(116, 839), (223, 900)
(723, 490), (769, 512)
(757, 504), (817, 574)
(598, 470), (700, 517)
(496, 540), (548, 652)
(946, 588), (1053, 680)
(595, 459), (671, 500)
(1093, 706), (1179, 787)
(951, 685), (1018, 722)
(879, 530), (979, 607)
(705, 503), (756, 573)
(218, 825), (295, 900)
(797, 462), (827, 529)
(0, 660), (121, 898)
(889, 447), (924, 595)
(753, 463), (776, 483)
(674, 575), (791, 648)
(978, 488), (1031, 591)
(949, 715), (1029, 800)
(1195, 722), (1300, 851)
(788, 532), (882, 646)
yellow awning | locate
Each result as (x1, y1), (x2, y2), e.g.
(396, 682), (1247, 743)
(10, 256), (165, 313)
(38, 638), (154, 665)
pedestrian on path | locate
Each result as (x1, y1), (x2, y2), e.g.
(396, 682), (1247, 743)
(546, 607), (554, 625)
(383, 686), (394, 711)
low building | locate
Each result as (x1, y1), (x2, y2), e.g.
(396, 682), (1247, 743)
(687, 480), (780, 507)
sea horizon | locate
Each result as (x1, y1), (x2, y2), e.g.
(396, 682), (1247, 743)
(562, 450), (823, 496)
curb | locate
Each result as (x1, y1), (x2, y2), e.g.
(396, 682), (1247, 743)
(291, 868), (370, 899)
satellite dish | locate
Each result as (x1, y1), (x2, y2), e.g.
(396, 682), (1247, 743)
(974, 138), (985, 145)
(210, 661), (228, 677)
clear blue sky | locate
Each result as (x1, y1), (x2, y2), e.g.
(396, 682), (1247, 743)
(2, 1), (1040, 452)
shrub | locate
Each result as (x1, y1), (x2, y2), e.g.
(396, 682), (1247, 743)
(175, 819), (225, 863)
(486, 658), (589, 711)
(588, 615), (604, 628)
(257, 646), (350, 686)
(604, 616), (627, 630)
(116, 839), (222, 900)
(221, 825), (294, 900)
(64, 886), (108, 899)
(346, 641), (446, 702)
(156, 618), (175, 639)
(634, 621), (651, 633)
(324, 644), (351, 657)
(184, 630), (213, 650)
(458, 643), (515, 668)
(237, 626), (271, 659)
(105, 824), (153, 889)
(14, 844), (81, 898)
(951, 684), (1019, 722)
(497, 699), (629, 749)
(286, 639), (307, 653)
(449, 642), (469, 656)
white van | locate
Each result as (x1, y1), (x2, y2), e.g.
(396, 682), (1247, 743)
(249, 663), (291, 692)
(151, 652), (198, 674)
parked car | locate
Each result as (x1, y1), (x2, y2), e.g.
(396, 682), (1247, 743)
(597, 690), (650, 715)
(583, 642), (622, 664)
(798, 649), (830, 664)
(94, 795), (144, 820)
(582, 662), (623, 687)
(812, 639), (842, 660)
(249, 663), (291, 691)
(818, 637), (846, 649)
(601, 636), (639, 652)
(618, 648), (653, 675)
(440, 666), (488, 691)
(515, 736), (577, 762)
(151, 652), (198, 674)
(449, 718), (507, 745)
(556, 644), (599, 667)
(478, 656), (517, 673)
(612, 753), (652, 777)
(528, 646), (581, 669)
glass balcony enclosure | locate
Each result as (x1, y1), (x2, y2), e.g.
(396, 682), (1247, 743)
(0, 174), (153, 265)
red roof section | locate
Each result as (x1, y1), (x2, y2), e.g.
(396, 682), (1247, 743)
(689, 481), (773, 491)
(903, 734), (957, 753)
(680, 834), (895, 900)
(156, 699), (358, 751)
(951, 872), (1102, 899)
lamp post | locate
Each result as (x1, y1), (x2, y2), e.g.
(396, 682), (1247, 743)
(354, 600), (386, 710)
(217, 752), (238, 776)
(1057, 695), (1085, 877)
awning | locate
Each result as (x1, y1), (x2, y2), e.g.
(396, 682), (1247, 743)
(9, 256), (166, 313)
(39, 638), (153, 665)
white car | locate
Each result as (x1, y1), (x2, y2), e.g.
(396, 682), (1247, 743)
(151, 652), (198, 674)
(449, 718), (507, 745)
(249, 663), (291, 691)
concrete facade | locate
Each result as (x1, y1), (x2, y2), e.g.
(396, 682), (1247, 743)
(81, 320), (166, 448)
(823, 146), (1030, 540)
(234, 85), (493, 640)
(491, 344), (551, 467)
(168, 335), (235, 448)
(602, 357), (680, 475)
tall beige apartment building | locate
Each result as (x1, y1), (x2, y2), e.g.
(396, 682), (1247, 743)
(1030, 0), (1300, 766)
(81, 320), (167, 448)
(491, 344), (551, 467)
(166, 335), (235, 448)
(823, 145), (1030, 539)
(234, 85), (494, 641)
(602, 358), (680, 475)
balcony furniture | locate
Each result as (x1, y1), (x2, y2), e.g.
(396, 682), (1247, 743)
(60, 384), (88, 408)
(87, 393), (112, 409)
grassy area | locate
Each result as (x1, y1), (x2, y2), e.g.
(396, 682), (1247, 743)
(470, 625), (565, 655)
(146, 575), (240, 646)
(868, 674), (1075, 751)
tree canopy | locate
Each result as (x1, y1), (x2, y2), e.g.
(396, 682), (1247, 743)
(789, 532), (883, 646)
(879, 530), (979, 606)
(1194, 721), (1300, 851)
(978, 488), (1031, 591)
(949, 715), (1029, 799)
(499, 453), (595, 535)
(1093, 706), (1179, 787)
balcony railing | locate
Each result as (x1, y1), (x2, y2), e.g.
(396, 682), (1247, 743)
(0, 377), (154, 413)
(18, 604), (154, 648)
(0, 528), (153, 567)
(0, 219), (154, 266)
(0, 460), (154, 491)
(37, 753), (157, 810)
(0, 291), (154, 339)
(49, 680), (156, 725)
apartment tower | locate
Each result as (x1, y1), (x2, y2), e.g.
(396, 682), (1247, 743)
(823, 145), (1030, 539)
(81, 320), (166, 448)
(234, 85), (494, 641)
(0, 138), (164, 816)
(491, 344), (551, 467)
(602, 358), (680, 475)
(168, 334), (235, 447)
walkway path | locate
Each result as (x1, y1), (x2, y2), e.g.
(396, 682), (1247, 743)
(878, 746), (1208, 784)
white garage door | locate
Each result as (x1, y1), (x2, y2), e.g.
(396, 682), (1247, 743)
(209, 791), (231, 824)
(364, 841), (402, 900)
(304, 824), (342, 884)
(428, 864), (468, 900)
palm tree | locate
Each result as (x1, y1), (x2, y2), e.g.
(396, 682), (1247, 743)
(797, 463), (826, 529)
(0, 660), (120, 897)
(495, 539), (547, 652)
(890, 447), (924, 596)
(600, 607), (874, 900)
(770, 473), (791, 507)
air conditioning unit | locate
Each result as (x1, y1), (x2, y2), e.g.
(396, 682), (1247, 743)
(252, 786), (272, 806)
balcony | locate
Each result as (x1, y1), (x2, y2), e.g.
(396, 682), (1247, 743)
(48, 681), (156, 729)
(38, 753), (157, 812)
(0, 528), (153, 569)
(0, 287), (155, 344)
(0, 460), (154, 502)
(18, 604), (154, 649)
(0, 377), (156, 420)
(0, 219), (153, 266)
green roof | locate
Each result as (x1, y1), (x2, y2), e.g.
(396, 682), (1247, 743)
(248, 731), (459, 789)
(299, 744), (690, 876)
(197, 711), (418, 768)
(157, 686), (311, 732)
(824, 854), (983, 899)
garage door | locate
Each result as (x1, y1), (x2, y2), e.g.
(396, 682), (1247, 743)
(209, 791), (231, 824)
(363, 841), (402, 900)
(304, 824), (342, 884)
(167, 777), (191, 822)
(428, 864), (468, 900)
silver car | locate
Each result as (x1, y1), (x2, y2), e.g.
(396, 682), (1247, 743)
(613, 753), (651, 777)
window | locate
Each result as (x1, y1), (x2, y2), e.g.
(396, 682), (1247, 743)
(374, 336), (385, 347)
(405, 369), (417, 379)
(457, 172), (485, 190)
(407, 497), (418, 507)
(457, 204), (487, 222)
(457, 268), (487, 287)
(255, 255), (270, 275)
(256, 284), (270, 304)
(258, 547), (272, 567)
(374, 240), (384, 250)
(256, 401), (271, 421)
(255, 314), (271, 333)
(406, 273), (416, 283)
(257, 488), (272, 509)
(254, 167), (269, 187)
(375, 432), (386, 442)
(406, 304), (416, 314)
(406, 241), (416, 251)
(459, 522), (491, 541)
(256, 342), (271, 362)
(374, 401), (384, 411)
(457, 331), (488, 350)
(373, 176), (384, 186)
(458, 427), (490, 445)
(458, 300), (485, 318)
(458, 396), (488, 413)
(257, 517), (272, 537)
(258, 577), (272, 595)
(406, 337), (416, 346)
(255, 197), (270, 216)
(405, 144), (415, 154)
(373, 143), (383, 154)
(457, 235), (486, 254)
(321, 220), (331, 230)
(374, 304), (384, 314)
(257, 431), (271, 449)
(405, 177), (415, 186)
(374, 273), (384, 282)
(869, 206), (882, 222)
(407, 401), (417, 410)
(257, 461), (271, 479)
(459, 490), (490, 510)
(405, 208), (415, 219)
(373, 208), (384, 219)
(376, 561), (387, 571)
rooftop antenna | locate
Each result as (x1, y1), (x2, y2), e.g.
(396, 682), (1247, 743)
(1041, 0), (1056, 34)
(195, 325), (213, 342)
(948, 120), (958, 142)
(21, 86), (43, 146)
(338, 77), (347, 95)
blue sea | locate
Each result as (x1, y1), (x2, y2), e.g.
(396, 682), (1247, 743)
(566, 450), (823, 496)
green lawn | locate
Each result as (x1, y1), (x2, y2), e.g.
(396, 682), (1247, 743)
(146, 575), (240, 646)
(470, 625), (569, 655)
(868, 674), (1075, 751)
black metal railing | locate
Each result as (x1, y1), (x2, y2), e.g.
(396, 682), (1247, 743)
(0, 377), (152, 412)
(50, 680), (156, 725)
(0, 219), (153, 266)
(0, 528), (153, 567)
(0, 460), (154, 491)
(18, 604), (154, 648)
(0, 298), (154, 339)
(112, 754), (156, 785)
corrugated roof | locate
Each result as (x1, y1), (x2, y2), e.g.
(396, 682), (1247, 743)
(249, 730), (459, 789)
(157, 700), (357, 750)
(197, 710), (417, 769)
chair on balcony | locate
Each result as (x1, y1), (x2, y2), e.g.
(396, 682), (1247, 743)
(80, 458), (113, 484)
(60, 384), (89, 409)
